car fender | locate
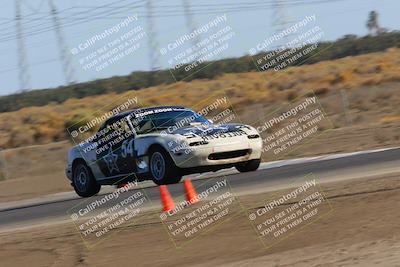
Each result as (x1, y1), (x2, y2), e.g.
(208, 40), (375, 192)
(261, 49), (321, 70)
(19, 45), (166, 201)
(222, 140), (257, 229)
(135, 134), (184, 164)
(67, 144), (107, 181)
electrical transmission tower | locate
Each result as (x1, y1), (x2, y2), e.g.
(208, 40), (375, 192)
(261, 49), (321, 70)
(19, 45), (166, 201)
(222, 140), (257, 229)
(15, 0), (32, 91)
(48, 0), (76, 85)
(146, 0), (161, 71)
(271, 0), (291, 49)
(182, 0), (200, 60)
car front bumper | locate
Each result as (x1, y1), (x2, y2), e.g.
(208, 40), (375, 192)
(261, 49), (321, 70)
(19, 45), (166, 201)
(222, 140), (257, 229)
(170, 137), (262, 168)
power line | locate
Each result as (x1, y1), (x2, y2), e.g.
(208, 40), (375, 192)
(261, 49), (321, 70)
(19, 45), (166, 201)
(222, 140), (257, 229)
(0, 0), (147, 42)
(0, 0), (347, 23)
(0, 0), (350, 43)
(0, 0), (349, 43)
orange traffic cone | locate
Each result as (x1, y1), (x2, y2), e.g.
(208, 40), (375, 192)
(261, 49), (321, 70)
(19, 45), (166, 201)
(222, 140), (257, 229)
(160, 185), (175, 212)
(184, 179), (199, 204)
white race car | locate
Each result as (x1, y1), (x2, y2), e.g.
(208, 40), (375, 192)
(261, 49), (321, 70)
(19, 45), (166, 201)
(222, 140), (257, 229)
(66, 106), (262, 197)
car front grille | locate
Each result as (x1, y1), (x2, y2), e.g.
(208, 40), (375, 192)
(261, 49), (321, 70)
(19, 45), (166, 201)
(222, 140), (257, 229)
(208, 149), (251, 160)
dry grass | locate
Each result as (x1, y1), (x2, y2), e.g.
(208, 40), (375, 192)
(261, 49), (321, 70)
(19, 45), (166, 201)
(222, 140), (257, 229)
(380, 115), (400, 124)
(1, 48), (400, 148)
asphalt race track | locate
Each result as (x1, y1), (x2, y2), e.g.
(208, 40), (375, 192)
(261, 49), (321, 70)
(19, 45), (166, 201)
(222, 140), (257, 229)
(0, 147), (399, 231)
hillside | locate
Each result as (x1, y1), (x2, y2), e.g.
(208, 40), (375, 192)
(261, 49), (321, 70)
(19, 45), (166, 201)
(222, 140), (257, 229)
(1, 32), (400, 113)
(0, 47), (400, 149)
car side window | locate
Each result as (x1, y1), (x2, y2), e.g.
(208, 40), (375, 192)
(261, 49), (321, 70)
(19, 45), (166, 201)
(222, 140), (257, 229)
(129, 115), (156, 135)
(94, 116), (128, 146)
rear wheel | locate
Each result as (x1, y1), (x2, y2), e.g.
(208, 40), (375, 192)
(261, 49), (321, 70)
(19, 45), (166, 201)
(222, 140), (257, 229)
(72, 163), (101, 197)
(149, 147), (182, 185)
(235, 159), (261, 173)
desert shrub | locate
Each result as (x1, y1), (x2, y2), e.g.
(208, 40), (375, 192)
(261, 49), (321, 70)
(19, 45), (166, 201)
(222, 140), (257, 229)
(1, 47), (400, 148)
(1, 32), (400, 113)
(64, 113), (90, 139)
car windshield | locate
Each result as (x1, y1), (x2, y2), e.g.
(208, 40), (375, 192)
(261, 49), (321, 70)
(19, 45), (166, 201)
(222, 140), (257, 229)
(130, 109), (209, 134)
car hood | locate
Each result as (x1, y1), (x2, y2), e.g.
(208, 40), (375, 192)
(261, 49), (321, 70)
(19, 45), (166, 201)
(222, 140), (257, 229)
(169, 123), (258, 140)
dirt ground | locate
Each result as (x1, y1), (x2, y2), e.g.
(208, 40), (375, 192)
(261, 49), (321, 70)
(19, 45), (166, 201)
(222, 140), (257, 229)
(1, 81), (400, 203)
(1, 119), (399, 203)
(1, 173), (399, 267)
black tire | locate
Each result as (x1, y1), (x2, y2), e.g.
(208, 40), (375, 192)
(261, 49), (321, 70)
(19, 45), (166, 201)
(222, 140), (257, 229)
(149, 147), (182, 185)
(235, 159), (261, 173)
(72, 162), (101, 197)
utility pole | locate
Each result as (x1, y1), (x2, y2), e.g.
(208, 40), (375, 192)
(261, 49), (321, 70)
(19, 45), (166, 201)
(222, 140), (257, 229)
(49, 0), (76, 85)
(15, 0), (32, 91)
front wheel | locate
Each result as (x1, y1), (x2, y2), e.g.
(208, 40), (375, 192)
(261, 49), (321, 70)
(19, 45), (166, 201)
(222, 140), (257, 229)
(235, 159), (261, 173)
(149, 148), (182, 185)
(72, 163), (101, 197)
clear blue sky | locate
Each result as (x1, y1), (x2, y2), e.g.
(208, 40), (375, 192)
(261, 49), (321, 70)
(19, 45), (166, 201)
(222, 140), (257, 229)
(0, 0), (398, 95)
